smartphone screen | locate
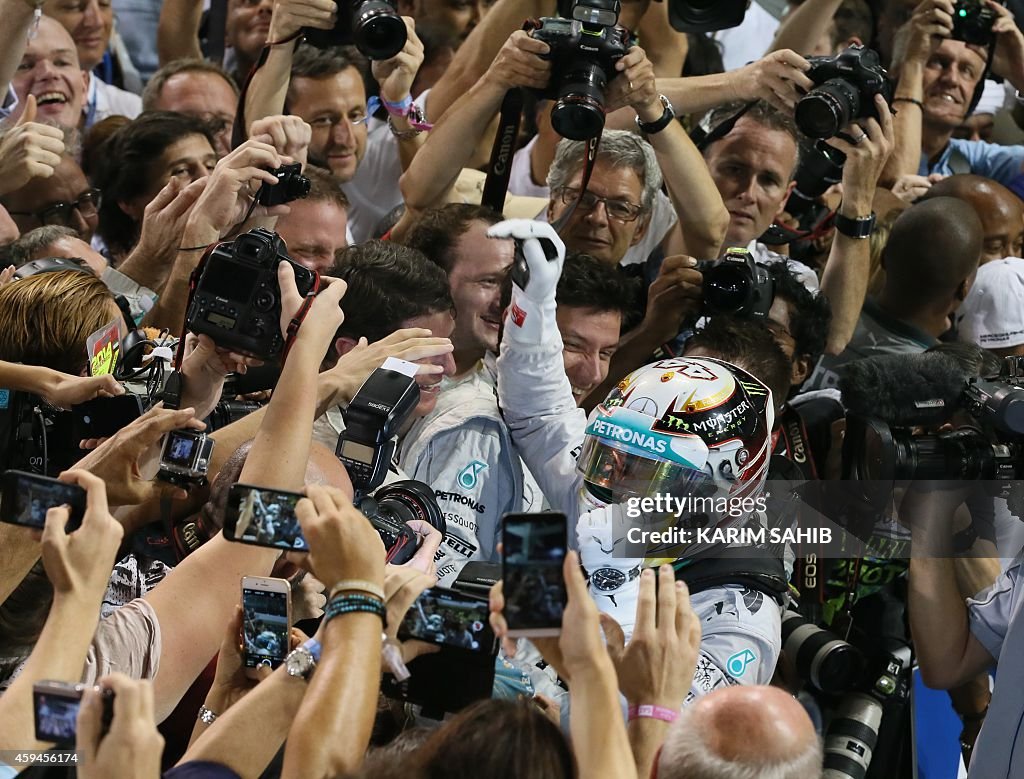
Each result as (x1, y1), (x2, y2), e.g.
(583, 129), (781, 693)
(224, 485), (307, 551)
(501, 512), (568, 636)
(72, 394), (143, 440)
(398, 588), (495, 652)
(242, 581), (291, 673)
(33, 685), (83, 744)
(0, 470), (86, 530)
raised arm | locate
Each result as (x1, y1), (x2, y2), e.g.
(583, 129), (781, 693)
(143, 274), (348, 721)
(769, 0), (845, 55)
(0, 1), (38, 103)
(905, 485), (997, 690)
(819, 94), (894, 354)
(157, 0), (205, 66)
(0, 472), (123, 758)
(606, 46), (729, 258)
(399, 30), (550, 216)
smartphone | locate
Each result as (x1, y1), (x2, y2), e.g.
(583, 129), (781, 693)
(224, 484), (307, 551)
(398, 587), (495, 652)
(241, 576), (292, 679)
(33, 681), (113, 745)
(0, 470), (86, 531)
(501, 512), (568, 638)
(71, 394), (144, 440)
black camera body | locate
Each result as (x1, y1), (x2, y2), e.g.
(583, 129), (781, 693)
(952, 0), (997, 46)
(186, 228), (316, 361)
(356, 480), (447, 565)
(797, 45), (892, 140)
(696, 248), (774, 319)
(258, 162), (311, 207)
(531, 0), (632, 141)
(303, 0), (407, 60)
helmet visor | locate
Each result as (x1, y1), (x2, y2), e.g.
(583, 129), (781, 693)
(577, 434), (716, 502)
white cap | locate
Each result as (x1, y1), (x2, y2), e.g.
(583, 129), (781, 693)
(958, 258), (1024, 348)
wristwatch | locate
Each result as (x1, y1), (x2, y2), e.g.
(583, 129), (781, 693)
(285, 638), (321, 680)
(590, 566), (642, 592)
(834, 209), (876, 239)
(635, 94), (676, 136)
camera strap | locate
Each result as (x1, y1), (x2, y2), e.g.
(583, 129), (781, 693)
(281, 275), (322, 364)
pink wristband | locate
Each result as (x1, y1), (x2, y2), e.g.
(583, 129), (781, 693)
(628, 704), (679, 723)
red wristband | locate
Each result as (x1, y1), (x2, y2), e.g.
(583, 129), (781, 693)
(628, 704), (679, 723)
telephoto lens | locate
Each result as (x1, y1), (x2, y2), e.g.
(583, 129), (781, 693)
(796, 79), (862, 140)
(782, 610), (866, 694)
(823, 693), (883, 779)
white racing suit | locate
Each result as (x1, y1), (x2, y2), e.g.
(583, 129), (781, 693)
(496, 318), (783, 702)
(400, 356), (543, 588)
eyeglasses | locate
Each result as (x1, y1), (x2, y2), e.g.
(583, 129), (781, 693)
(556, 187), (645, 222)
(8, 188), (102, 227)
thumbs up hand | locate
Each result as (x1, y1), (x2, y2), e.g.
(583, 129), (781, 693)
(0, 95), (67, 196)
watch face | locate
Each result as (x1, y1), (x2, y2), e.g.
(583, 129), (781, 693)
(591, 568), (627, 592)
(286, 649), (312, 677)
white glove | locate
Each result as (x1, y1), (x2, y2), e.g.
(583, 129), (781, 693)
(577, 502), (645, 641)
(487, 219), (565, 345)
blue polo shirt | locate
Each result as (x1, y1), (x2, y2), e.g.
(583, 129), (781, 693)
(919, 138), (1024, 189)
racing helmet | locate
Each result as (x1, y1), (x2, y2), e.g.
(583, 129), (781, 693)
(577, 357), (774, 503)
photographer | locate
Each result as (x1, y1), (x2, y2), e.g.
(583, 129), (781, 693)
(881, 0), (1024, 188)
(905, 482), (1018, 777)
(399, 26), (730, 264)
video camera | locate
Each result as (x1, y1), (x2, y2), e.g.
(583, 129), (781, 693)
(185, 228), (317, 361)
(336, 360), (446, 564)
(530, 0), (632, 141)
(696, 248), (774, 319)
(796, 45), (892, 141)
(302, 0), (407, 60)
(840, 353), (1024, 482)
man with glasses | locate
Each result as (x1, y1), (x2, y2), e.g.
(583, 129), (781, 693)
(0, 155), (100, 241)
(142, 60), (239, 158)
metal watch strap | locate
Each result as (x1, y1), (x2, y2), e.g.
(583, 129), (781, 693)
(635, 94), (675, 136)
(833, 210), (876, 239)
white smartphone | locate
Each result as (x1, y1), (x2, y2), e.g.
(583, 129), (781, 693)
(241, 576), (292, 679)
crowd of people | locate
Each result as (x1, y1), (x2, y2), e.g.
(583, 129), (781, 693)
(2, 0), (1024, 777)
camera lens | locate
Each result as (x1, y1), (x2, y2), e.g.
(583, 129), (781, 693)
(373, 480), (447, 537)
(551, 64), (608, 141)
(823, 693), (883, 779)
(285, 173), (311, 200)
(702, 264), (751, 313)
(354, 1), (407, 60)
(796, 78), (860, 139)
(781, 610), (865, 694)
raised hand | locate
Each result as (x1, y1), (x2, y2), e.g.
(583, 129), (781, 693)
(0, 95), (66, 196)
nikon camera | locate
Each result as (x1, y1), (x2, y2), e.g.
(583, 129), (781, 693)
(186, 228), (316, 361)
(796, 45), (892, 140)
(531, 0), (632, 141)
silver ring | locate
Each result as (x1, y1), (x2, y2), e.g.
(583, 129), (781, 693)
(853, 132), (868, 144)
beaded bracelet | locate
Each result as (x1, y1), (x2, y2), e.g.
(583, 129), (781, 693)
(324, 593), (386, 627)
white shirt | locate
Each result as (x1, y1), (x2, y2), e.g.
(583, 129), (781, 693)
(714, 1), (781, 72)
(509, 136), (550, 199)
(86, 72), (142, 129)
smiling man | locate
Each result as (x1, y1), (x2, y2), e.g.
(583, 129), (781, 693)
(9, 16), (87, 131)
(883, 0), (1024, 188)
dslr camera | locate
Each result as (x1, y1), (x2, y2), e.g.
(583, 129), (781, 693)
(302, 0), (407, 60)
(186, 228), (316, 361)
(531, 0), (632, 141)
(796, 45), (892, 140)
(337, 362), (446, 563)
(696, 248), (775, 319)
(952, 0), (997, 47)
(257, 162), (311, 207)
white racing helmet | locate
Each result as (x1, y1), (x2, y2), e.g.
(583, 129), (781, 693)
(577, 357), (774, 504)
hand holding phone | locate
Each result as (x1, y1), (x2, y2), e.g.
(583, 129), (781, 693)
(241, 576), (292, 678)
(398, 587), (495, 652)
(501, 512), (568, 638)
(1, 470), (86, 530)
(224, 484), (307, 551)
(33, 681), (113, 745)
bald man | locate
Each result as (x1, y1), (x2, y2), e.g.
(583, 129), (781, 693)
(921, 174), (1024, 265)
(655, 685), (822, 778)
(804, 197), (982, 391)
